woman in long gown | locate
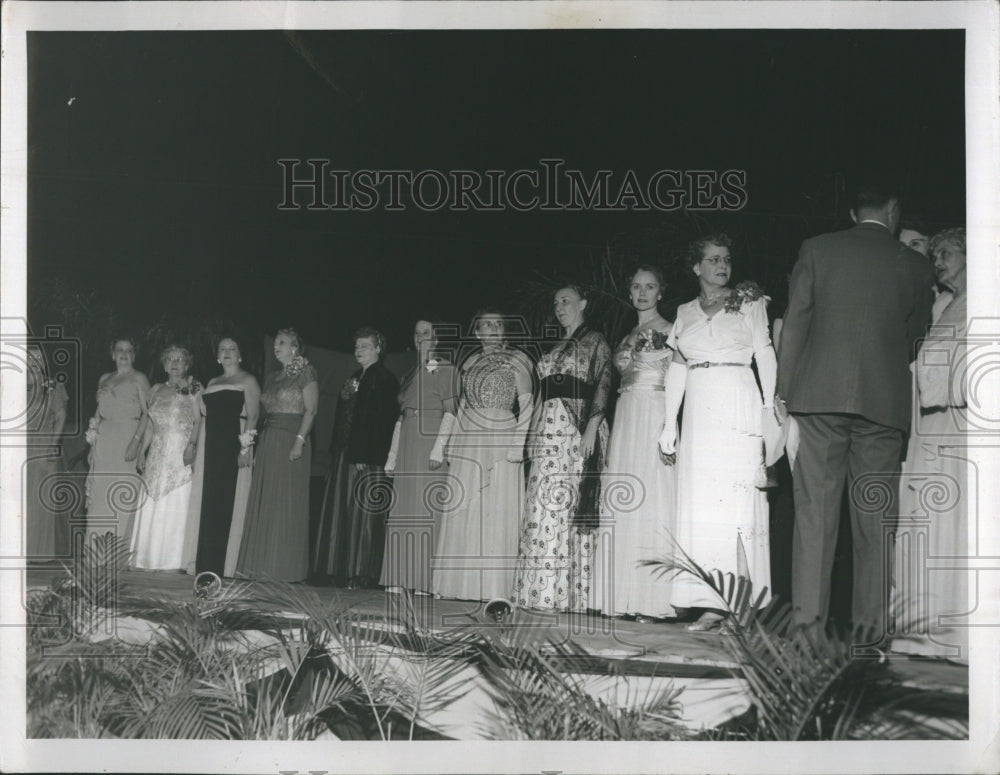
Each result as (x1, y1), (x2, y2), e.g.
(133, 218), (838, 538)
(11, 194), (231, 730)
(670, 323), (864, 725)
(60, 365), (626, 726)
(380, 319), (459, 594)
(892, 227), (969, 660)
(314, 328), (399, 588)
(433, 310), (533, 602)
(182, 336), (261, 578)
(592, 266), (678, 621)
(237, 328), (317, 583)
(85, 337), (150, 545)
(131, 346), (202, 570)
(658, 235), (777, 630)
(514, 287), (612, 613)
(25, 344), (70, 560)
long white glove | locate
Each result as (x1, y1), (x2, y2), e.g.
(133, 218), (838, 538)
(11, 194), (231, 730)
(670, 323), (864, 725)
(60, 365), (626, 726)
(430, 412), (457, 466)
(384, 419), (402, 473)
(658, 361), (688, 455)
(506, 393), (534, 463)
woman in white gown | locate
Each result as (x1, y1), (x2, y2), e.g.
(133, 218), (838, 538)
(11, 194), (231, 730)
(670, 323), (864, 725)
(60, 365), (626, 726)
(593, 265), (678, 621)
(659, 234), (778, 630)
(892, 227), (969, 660)
(131, 345), (202, 570)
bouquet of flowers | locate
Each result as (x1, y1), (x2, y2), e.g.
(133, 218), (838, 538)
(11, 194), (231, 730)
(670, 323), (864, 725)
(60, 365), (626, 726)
(724, 280), (767, 314)
(238, 429), (257, 453)
(633, 328), (671, 353)
(85, 417), (99, 445)
(340, 376), (361, 401)
(285, 355), (310, 378)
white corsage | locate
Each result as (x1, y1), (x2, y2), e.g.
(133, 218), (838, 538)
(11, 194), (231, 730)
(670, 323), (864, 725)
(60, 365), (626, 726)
(284, 355), (309, 378)
(426, 358), (440, 373)
(85, 417), (99, 445)
(239, 429), (257, 453)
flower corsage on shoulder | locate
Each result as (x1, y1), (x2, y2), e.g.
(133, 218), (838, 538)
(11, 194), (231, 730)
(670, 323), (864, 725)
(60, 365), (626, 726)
(284, 354), (310, 378)
(633, 328), (671, 353)
(341, 375), (361, 401)
(175, 377), (202, 396)
(724, 280), (767, 314)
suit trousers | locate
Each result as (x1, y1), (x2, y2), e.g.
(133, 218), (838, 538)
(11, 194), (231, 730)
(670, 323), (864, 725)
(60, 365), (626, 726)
(790, 413), (903, 637)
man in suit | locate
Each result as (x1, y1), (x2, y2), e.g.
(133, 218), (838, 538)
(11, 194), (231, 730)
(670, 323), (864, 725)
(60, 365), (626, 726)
(777, 183), (934, 640)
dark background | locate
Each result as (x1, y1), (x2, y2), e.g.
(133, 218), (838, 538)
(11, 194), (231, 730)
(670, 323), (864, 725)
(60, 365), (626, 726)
(28, 29), (965, 362)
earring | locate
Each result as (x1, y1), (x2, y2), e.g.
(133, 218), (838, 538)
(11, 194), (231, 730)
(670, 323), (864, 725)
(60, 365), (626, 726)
(217, 359), (222, 364)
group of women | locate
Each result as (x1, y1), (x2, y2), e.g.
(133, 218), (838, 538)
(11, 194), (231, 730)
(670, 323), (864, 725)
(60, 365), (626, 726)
(28, 226), (965, 642)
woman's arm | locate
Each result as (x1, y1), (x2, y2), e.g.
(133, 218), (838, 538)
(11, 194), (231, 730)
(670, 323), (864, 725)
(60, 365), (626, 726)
(290, 376), (318, 462)
(580, 334), (612, 459)
(239, 375), (262, 467)
(125, 372), (152, 462)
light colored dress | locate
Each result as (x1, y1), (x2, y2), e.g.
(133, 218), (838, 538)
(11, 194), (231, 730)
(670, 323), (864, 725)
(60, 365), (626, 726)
(25, 381), (69, 558)
(892, 291), (968, 658)
(592, 332), (678, 617)
(514, 329), (612, 613)
(669, 297), (773, 609)
(131, 386), (199, 570)
(86, 378), (145, 541)
(433, 349), (526, 602)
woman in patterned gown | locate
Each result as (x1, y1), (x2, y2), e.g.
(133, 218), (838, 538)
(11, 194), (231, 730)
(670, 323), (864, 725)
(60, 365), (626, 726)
(433, 310), (533, 602)
(25, 344), (69, 560)
(131, 346), (202, 570)
(658, 234), (777, 631)
(514, 286), (612, 613)
(380, 319), (459, 595)
(892, 227), (969, 660)
(85, 337), (150, 544)
(237, 328), (318, 583)
(182, 336), (261, 578)
(592, 265), (678, 621)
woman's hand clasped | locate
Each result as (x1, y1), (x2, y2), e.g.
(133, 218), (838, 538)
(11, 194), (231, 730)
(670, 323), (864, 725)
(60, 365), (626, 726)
(124, 437), (140, 462)
(658, 424), (677, 466)
(289, 438), (304, 462)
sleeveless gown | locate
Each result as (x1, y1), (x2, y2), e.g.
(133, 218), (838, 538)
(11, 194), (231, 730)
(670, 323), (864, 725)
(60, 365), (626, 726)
(592, 336), (679, 617)
(237, 363), (316, 582)
(432, 350), (524, 602)
(131, 388), (198, 570)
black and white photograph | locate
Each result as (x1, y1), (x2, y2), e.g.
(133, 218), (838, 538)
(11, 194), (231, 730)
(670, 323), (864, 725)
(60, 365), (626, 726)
(1, 1), (998, 773)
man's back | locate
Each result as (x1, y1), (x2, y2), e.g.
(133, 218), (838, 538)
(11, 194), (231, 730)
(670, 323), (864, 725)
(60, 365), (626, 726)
(777, 221), (933, 431)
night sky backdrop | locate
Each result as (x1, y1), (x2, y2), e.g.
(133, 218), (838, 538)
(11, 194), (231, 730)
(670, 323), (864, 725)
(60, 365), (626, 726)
(28, 29), (965, 359)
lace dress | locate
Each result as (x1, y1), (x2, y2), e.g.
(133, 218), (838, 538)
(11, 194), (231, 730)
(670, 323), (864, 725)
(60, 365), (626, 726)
(432, 349), (527, 602)
(514, 328), (612, 613)
(237, 363), (317, 582)
(592, 332), (679, 617)
(131, 387), (199, 569)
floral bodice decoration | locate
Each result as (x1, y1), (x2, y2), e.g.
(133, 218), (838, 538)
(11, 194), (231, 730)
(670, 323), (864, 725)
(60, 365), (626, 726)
(262, 360), (318, 415)
(143, 387), (199, 500)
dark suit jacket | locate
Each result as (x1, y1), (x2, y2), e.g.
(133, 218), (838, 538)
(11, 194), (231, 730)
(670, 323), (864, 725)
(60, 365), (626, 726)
(345, 361), (400, 465)
(777, 221), (934, 432)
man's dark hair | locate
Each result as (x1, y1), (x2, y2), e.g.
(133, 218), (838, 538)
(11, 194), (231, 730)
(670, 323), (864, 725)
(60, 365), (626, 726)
(899, 214), (929, 236)
(851, 181), (901, 213)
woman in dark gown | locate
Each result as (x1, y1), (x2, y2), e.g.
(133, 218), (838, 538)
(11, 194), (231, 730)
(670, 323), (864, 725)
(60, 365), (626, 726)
(186, 337), (261, 577)
(314, 327), (399, 588)
(236, 328), (317, 583)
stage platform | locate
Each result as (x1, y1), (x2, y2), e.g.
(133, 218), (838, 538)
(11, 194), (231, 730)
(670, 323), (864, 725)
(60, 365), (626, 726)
(24, 566), (968, 738)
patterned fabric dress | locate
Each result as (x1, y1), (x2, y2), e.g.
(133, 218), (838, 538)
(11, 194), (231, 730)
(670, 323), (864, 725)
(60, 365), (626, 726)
(592, 332), (678, 617)
(86, 378), (146, 542)
(433, 349), (527, 602)
(237, 361), (317, 582)
(131, 386), (199, 570)
(514, 328), (612, 613)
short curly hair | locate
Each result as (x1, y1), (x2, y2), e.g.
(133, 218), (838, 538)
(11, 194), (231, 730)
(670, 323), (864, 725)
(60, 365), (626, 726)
(685, 233), (733, 274)
(627, 263), (666, 291)
(159, 344), (193, 372)
(354, 327), (386, 355)
(929, 227), (966, 257)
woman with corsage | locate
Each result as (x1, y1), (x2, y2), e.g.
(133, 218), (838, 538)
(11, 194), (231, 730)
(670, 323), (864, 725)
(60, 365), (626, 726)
(514, 286), (613, 613)
(658, 234), (777, 631)
(85, 337), (150, 543)
(433, 310), (533, 602)
(380, 319), (459, 595)
(314, 327), (399, 588)
(131, 345), (201, 570)
(593, 265), (678, 621)
(183, 336), (261, 578)
(237, 328), (317, 583)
